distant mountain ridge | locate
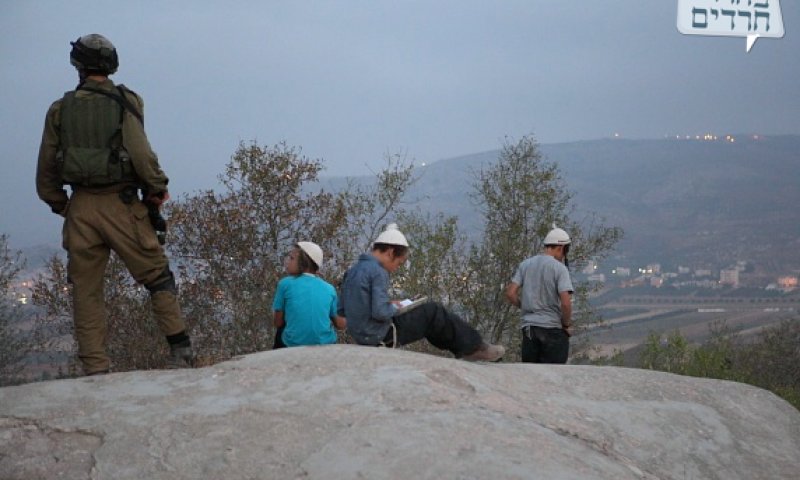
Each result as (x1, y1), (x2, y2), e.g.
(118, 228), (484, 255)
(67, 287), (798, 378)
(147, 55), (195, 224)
(339, 135), (800, 273)
(12, 135), (800, 275)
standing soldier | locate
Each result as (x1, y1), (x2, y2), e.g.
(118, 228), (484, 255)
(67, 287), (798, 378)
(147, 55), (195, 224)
(36, 34), (193, 375)
(505, 226), (574, 364)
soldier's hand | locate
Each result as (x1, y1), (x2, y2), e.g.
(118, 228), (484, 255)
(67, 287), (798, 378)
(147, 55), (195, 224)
(58, 200), (71, 218)
(146, 191), (170, 206)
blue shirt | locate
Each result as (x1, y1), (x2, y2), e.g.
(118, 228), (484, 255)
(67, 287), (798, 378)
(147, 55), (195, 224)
(339, 253), (398, 345)
(272, 273), (339, 347)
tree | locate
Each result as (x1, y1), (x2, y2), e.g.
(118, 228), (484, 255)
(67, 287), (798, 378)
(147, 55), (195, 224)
(682, 320), (740, 380)
(462, 135), (622, 359)
(22, 135), (623, 372)
(0, 235), (30, 385)
(734, 319), (800, 409)
(634, 320), (800, 410)
(394, 213), (469, 306)
(23, 141), (422, 373)
(321, 152), (417, 278)
(29, 254), (79, 377)
(638, 330), (691, 374)
(166, 142), (418, 363)
(166, 142), (346, 360)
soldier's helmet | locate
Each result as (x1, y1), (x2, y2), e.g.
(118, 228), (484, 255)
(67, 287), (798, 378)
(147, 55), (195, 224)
(70, 34), (119, 75)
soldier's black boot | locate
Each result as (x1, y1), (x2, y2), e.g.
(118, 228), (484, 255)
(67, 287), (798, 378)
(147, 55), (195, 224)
(165, 333), (195, 369)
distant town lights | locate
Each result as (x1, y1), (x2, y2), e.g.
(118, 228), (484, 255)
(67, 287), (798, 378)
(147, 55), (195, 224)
(671, 133), (741, 142)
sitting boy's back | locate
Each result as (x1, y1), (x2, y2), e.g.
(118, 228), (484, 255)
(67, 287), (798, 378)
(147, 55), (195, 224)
(274, 273), (338, 346)
(273, 242), (345, 348)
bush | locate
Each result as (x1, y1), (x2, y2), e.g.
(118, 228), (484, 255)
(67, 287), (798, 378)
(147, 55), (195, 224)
(635, 319), (800, 411)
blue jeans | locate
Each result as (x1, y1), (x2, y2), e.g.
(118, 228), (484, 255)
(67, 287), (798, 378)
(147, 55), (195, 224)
(521, 326), (569, 363)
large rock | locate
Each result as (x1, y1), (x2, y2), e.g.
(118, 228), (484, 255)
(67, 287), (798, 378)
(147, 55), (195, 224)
(1, 345), (798, 479)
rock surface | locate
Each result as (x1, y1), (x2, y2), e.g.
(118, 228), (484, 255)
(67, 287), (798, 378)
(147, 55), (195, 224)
(1, 345), (798, 479)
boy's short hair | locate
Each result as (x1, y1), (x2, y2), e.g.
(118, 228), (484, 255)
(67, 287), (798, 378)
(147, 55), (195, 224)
(372, 242), (408, 258)
(296, 248), (319, 274)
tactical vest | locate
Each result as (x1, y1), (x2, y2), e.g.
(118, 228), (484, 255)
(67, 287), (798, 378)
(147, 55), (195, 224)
(58, 88), (136, 186)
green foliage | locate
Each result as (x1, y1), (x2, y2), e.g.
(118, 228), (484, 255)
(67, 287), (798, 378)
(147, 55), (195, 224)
(734, 319), (800, 409)
(574, 347), (625, 366)
(168, 142), (347, 360)
(327, 152), (417, 273)
(29, 255), (77, 377)
(682, 321), (740, 380)
(394, 213), (467, 305)
(22, 135), (622, 373)
(639, 330), (691, 374)
(0, 239), (70, 385)
(462, 135), (622, 357)
(636, 320), (800, 411)
(0, 234), (29, 386)
(167, 142), (418, 363)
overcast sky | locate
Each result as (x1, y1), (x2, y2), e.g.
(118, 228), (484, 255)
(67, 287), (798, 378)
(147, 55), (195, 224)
(1, 1), (798, 247)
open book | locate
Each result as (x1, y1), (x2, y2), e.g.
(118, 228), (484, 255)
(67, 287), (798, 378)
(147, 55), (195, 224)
(396, 296), (428, 314)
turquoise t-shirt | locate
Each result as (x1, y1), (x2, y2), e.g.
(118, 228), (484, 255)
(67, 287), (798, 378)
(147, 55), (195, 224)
(272, 273), (338, 346)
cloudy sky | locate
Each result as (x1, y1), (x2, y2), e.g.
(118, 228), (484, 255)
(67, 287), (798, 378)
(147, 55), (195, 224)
(1, 1), (798, 247)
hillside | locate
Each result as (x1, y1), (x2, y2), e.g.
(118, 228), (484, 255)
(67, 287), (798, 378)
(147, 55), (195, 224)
(10, 135), (800, 277)
(369, 135), (800, 273)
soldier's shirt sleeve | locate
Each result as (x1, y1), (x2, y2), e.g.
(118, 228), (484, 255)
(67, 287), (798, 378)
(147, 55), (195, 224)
(120, 90), (170, 194)
(36, 100), (69, 214)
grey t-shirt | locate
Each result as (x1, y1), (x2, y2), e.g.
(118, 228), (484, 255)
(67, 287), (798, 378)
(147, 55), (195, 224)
(511, 254), (574, 329)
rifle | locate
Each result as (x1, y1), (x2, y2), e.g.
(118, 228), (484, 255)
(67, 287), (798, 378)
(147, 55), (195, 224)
(141, 189), (168, 245)
(119, 186), (168, 245)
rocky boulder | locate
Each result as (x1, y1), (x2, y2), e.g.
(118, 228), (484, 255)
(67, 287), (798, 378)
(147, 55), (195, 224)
(1, 345), (798, 479)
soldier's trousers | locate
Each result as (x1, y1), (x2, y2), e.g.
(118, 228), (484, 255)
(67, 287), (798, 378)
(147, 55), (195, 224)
(63, 190), (186, 374)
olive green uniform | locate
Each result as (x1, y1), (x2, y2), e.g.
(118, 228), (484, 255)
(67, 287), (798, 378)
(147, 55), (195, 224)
(36, 78), (186, 374)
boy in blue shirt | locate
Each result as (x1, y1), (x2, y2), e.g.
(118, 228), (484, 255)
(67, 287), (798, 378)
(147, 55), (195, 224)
(273, 242), (346, 348)
(339, 224), (504, 361)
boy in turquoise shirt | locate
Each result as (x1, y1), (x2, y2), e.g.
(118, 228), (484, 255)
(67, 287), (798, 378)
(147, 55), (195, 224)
(273, 242), (346, 347)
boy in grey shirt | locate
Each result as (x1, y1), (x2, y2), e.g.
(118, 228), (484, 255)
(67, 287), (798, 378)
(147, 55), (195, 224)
(505, 227), (574, 363)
